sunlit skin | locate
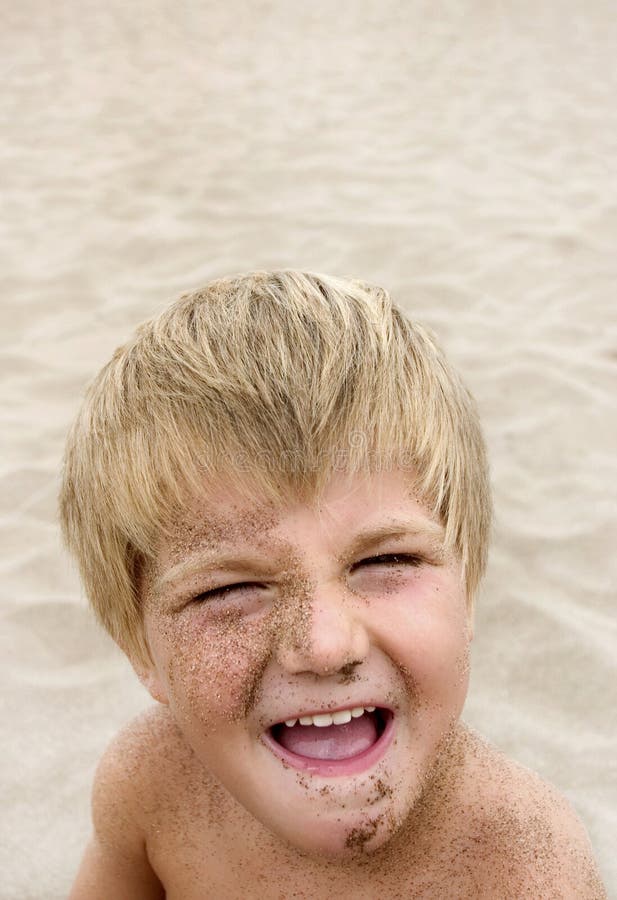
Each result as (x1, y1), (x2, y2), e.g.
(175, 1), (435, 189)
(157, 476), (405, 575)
(137, 468), (473, 859)
(68, 468), (607, 898)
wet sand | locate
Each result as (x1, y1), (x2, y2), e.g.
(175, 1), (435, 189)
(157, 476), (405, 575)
(1, 2), (615, 896)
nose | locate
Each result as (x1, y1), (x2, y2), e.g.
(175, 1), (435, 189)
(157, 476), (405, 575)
(275, 585), (370, 677)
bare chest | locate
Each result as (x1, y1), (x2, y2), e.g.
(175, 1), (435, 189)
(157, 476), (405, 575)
(144, 800), (543, 900)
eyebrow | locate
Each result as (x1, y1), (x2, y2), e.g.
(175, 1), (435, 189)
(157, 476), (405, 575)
(342, 517), (445, 559)
(156, 515), (445, 592)
(155, 554), (273, 592)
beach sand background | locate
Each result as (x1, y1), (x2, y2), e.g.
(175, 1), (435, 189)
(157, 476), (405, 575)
(1, 2), (616, 896)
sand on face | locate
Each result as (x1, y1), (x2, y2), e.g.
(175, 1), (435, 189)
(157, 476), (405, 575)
(1, 2), (616, 897)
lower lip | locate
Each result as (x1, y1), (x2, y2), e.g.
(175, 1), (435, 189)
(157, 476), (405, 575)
(261, 711), (395, 777)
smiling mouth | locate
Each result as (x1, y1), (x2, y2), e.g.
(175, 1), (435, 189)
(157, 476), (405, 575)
(264, 707), (394, 776)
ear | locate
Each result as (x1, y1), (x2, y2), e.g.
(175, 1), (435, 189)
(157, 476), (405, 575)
(132, 662), (170, 705)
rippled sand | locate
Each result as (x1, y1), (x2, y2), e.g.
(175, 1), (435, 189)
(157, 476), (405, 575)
(1, 2), (616, 896)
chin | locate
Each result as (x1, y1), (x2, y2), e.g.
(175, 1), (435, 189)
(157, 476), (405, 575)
(248, 765), (422, 864)
(272, 804), (405, 861)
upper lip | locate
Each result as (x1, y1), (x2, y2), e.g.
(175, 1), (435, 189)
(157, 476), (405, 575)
(264, 702), (392, 731)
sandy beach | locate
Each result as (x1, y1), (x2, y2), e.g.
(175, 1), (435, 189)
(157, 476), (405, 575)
(1, 2), (616, 896)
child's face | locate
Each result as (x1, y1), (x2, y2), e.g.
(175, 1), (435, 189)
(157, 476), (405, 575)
(140, 468), (472, 858)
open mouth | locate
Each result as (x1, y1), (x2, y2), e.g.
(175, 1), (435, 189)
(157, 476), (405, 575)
(263, 706), (394, 776)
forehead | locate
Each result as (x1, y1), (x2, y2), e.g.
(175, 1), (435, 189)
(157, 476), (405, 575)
(161, 494), (280, 565)
(156, 468), (443, 567)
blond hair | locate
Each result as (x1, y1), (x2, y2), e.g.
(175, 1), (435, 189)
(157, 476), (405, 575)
(59, 270), (491, 665)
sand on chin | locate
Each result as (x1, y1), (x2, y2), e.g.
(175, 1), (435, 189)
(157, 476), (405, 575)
(1, 2), (616, 897)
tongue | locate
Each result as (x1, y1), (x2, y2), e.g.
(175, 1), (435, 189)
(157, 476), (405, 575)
(277, 714), (378, 760)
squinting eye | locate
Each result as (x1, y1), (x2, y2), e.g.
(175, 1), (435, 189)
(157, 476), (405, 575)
(192, 582), (263, 603)
(354, 553), (423, 570)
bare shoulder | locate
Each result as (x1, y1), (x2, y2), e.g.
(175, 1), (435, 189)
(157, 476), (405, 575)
(458, 726), (607, 899)
(92, 703), (193, 833)
(68, 706), (185, 899)
(84, 705), (261, 899)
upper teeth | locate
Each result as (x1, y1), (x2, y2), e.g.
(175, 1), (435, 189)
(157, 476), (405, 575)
(284, 706), (376, 728)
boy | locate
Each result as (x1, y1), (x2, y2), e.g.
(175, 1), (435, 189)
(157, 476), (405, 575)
(60, 270), (605, 898)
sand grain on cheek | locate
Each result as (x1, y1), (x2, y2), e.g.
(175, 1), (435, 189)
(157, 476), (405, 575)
(153, 501), (282, 727)
(164, 607), (277, 728)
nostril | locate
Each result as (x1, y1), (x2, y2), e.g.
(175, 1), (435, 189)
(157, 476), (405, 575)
(340, 660), (363, 673)
(337, 660), (363, 683)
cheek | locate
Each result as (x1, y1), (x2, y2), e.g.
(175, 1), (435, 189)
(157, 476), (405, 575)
(370, 571), (470, 696)
(156, 611), (275, 729)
